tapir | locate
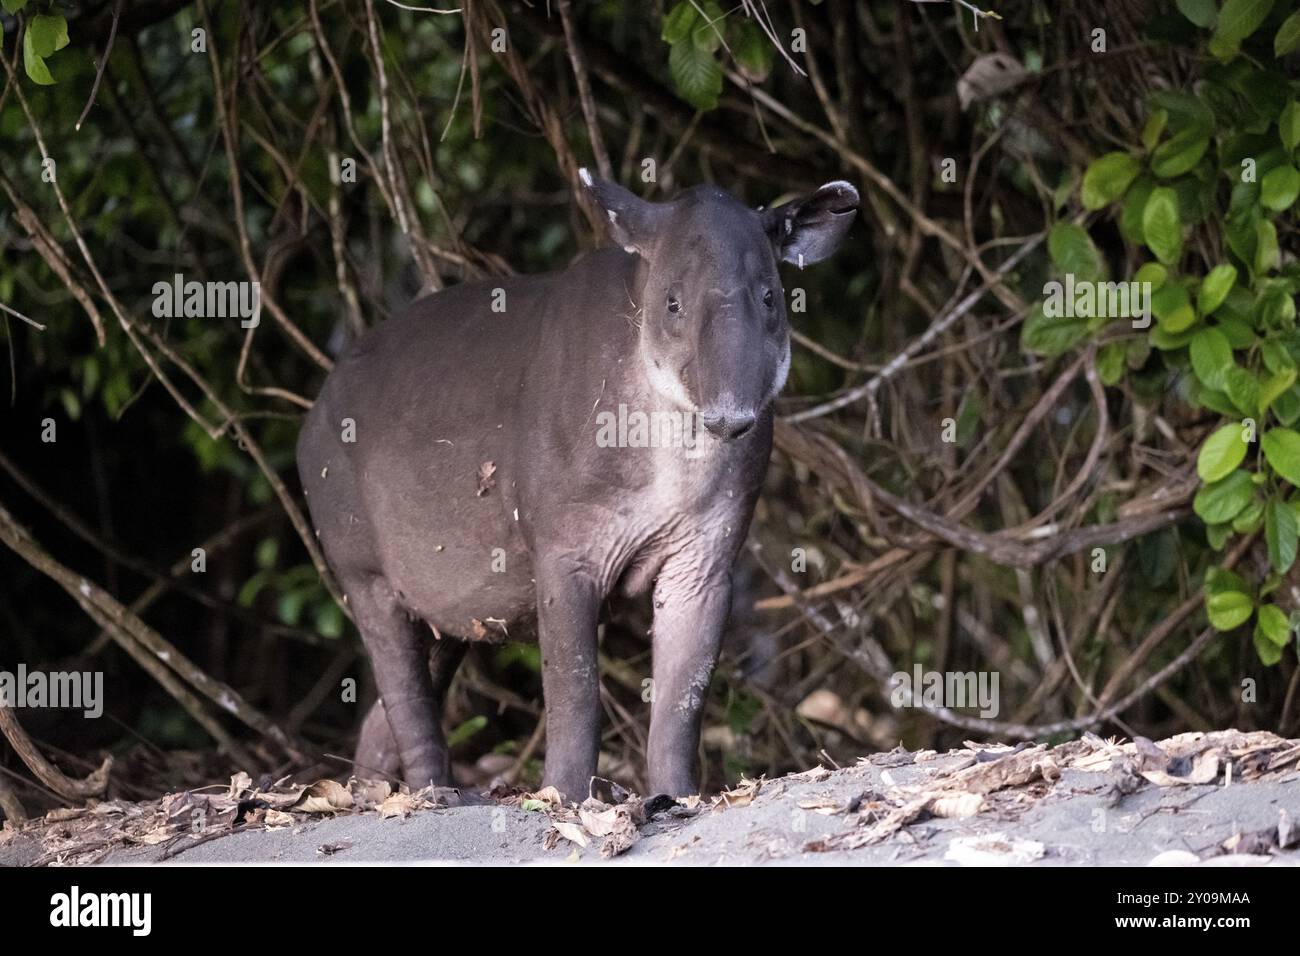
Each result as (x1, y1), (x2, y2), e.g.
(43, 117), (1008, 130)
(297, 172), (858, 799)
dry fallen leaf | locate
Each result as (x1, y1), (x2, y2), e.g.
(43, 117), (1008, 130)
(227, 771), (254, 801)
(377, 791), (424, 819)
(264, 809), (295, 828)
(1141, 749), (1220, 787)
(712, 776), (763, 811)
(785, 766), (832, 783)
(44, 807), (87, 823)
(349, 778), (393, 810)
(797, 797), (844, 815)
(551, 821), (589, 849)
(293, 779), (354, 814)
(580, 804), (640, 858)
(929, 792), (987, 819)
(525, 785), (567, 808)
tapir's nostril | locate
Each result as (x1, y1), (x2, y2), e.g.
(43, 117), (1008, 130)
(703, 412), (756, 439)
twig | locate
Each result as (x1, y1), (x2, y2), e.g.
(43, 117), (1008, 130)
(555, 0), (612, 180)
(0, 707), (111, 803)
(0, 301), (44, 331)
(75, 0), (124, 131)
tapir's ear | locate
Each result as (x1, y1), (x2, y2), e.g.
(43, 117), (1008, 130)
(579, 168), (664, 256)
(762, 181), (859, 268)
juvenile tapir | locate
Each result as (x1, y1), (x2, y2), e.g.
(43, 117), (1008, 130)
(297, 172), (858, 799)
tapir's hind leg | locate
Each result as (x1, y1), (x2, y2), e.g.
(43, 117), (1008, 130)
(345, 574), (462, 789)
(354, 637), (467, 784)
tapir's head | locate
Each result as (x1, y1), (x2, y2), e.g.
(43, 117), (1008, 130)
(580, 170), (858, 439)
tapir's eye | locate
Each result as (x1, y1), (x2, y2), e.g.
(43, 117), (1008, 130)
(763, 289), (775, 309)
(667, 296), (681, 314)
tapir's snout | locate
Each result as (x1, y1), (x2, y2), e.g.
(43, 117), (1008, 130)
(702, 410), (756, 440)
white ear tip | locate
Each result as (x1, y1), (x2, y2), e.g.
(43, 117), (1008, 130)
(821, 180), (859, 202)
(578, 167), (593, 187)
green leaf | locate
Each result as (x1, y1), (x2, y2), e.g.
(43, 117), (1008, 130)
(1263, 427), (1300, 485)
(255, 537), (279, 569)
(732, 19), (774, 82)
(1207, 522), (1234, 548)
(662, 2), (699, 43)
(1255, 602), (1291, 646)
(1266, 501), (1299, 572)
(1276, 386), (1300, 424)
(1206, 566), (1251, 594)
(1151, 130), (1211, 177)
(1255, 281), (1295, 329)
(314, 602), (344, 639)
(22, 28), (53, 85)
(1207, 589), (1254, 630)
(1194, 468), (1254, 522)
(1214, 0), (1274, 46)
(1134, 262), (1168, 290)
(1254, 627), (1285, 664)
(1142, 109), (1168, 152)
(1253, 605), (1290, 664)
(1120, 177), (1155, 245)
(690, 1), (726, 53)
(0, 0), (27, 13)
(1177, 0), (1218, 27)
(1261, 339), (1296, 374)
(277, 589), (307, 627)
(1217, 316), (1256, 348)
(1153, 281), (1195, 332)
(669, 39), (722, 111)
(1224, 366), (1260, 416)
(1081, 153), (1141, 210)
(21, 13), (69, 85)
(1255, 218), (1280, 272)
(446, 715), (488, 747)
(1277, 12), (1300, 55)
(1226, 197), (1261, 266)
(1279, 101), (1300, 150)
(1142, 187), (1183, 264)
(1233, 498), (1266, 533)
(27, 13), (68, 57)
(1020, 303), (1087, 356)
(1197, 264), (1238, 315)
(1261, 164), (1300, 210)
(1048, 222), (1104, 281)
(1259, 368), (1297, 413)
(1150, 90), (1214, 135)
(1098, 342), (1126, 386)
(1190, 327), (1234, 390)
(1198, 426), (1251, 484)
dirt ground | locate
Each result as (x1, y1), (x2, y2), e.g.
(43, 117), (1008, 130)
(2, 729), (1298, 866)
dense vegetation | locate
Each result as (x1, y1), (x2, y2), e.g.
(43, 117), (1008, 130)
(2, 0), (1299, 812)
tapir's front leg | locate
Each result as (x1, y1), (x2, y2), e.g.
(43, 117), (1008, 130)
(536, 559), (602, 802)
(646, 566), (732, 797)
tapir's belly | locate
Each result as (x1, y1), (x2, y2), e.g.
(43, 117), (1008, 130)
(362, 447), (541, 644)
